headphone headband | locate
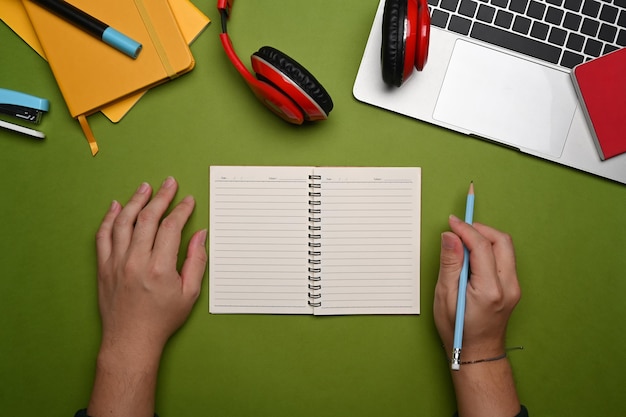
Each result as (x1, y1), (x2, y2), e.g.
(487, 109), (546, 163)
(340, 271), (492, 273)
(217, 0), (233, 16)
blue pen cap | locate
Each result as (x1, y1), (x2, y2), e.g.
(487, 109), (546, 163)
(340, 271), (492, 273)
(102, 27), (142, 59)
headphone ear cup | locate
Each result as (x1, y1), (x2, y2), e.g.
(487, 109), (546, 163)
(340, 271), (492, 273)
(381, 0), (408, 87)
(251, 46), (334, 121)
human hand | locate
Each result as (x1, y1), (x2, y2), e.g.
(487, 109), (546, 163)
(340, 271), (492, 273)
(95, 177), (207, 360)
(434, 215), (521, 362)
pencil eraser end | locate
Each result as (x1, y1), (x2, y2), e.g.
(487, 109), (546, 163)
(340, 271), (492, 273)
(451, 363), (460, 371)
(102, 27), (142, 59)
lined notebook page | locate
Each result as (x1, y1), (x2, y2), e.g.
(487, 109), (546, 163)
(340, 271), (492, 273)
(209, 166), (420, 315)
(314, 167), (420, 315)
(209, 166), (313, 314)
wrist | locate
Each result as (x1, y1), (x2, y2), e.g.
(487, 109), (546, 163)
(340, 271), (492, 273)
(450, 358), (521, 417)
(96, 335), (164, 375)
(88, 340), (162, 417)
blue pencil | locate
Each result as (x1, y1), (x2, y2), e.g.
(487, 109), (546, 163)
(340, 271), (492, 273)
(451, 182), (474, 371)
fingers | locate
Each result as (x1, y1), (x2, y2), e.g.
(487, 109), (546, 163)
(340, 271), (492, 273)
(448, 215), (499, 286)
(472, 223), (517, 281)
(448, 216), (520, 303)
(130, 177), (179, 254)
(111, 182), (153, 257)
(151, 195), (196, 266)
(101, 177), (198, 266)
(473, 222), (521, 304)
(96, 200), (122, 268)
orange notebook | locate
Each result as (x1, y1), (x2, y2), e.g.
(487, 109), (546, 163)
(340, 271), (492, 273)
(22, 0), (196, 155)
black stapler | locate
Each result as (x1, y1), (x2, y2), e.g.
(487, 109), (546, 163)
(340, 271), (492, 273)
(0, 88), (50, 139)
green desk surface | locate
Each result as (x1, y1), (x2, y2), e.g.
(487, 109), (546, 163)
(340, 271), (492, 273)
(1, 1), (625, 416)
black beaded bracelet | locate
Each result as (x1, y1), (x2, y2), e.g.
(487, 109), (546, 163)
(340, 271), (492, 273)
(446, 346), (524, 365)
(456, 351), (508, 365)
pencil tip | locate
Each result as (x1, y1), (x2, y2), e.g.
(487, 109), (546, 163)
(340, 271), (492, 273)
(468, 181), (474, 195)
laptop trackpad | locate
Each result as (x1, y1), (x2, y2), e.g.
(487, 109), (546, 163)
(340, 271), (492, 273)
(433, 39), (577, 158)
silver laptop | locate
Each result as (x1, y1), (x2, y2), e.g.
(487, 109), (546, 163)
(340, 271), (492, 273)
(354, 0), (626, 184)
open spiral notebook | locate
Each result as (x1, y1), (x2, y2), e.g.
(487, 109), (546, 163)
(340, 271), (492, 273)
(209, 166), (421, 315)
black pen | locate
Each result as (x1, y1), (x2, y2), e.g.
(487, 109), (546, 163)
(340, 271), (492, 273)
(30, 0), (142, 58)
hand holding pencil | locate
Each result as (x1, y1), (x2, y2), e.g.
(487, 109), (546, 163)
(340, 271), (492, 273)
(433, 185), (521, 365)
(434, 206), (523, 417)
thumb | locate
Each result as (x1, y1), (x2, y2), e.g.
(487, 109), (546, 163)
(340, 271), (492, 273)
(434, 232), (466, 347)
(438, 232), (464, 287)
(181, 229), (208, 300)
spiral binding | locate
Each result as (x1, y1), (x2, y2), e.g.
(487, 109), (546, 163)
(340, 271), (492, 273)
(307, 174), (322, 307)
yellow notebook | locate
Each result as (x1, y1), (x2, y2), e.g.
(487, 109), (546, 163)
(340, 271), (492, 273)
(99, 0), (209, 123)
(22, 0), (196, 154)
(1, 0), (209, 124)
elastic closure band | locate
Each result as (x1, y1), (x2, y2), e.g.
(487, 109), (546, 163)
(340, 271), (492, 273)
(133, 0), (176, 78)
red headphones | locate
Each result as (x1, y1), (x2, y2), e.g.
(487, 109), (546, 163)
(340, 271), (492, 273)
(217, 0), (334, 124)
(381, 0), (431, 87)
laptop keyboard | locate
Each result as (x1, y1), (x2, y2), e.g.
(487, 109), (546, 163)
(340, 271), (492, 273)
(427, 0), (626, 68)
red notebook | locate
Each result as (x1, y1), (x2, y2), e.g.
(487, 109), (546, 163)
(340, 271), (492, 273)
(571, 47), (626, 161)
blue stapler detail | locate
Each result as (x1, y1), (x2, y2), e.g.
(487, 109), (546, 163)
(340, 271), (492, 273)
(0, 88), (50, 139)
